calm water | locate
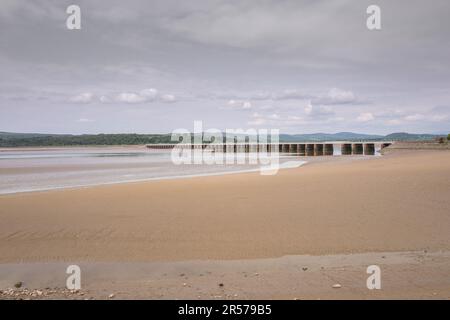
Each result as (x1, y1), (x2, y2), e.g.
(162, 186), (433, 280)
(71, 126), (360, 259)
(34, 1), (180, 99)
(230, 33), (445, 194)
(0, 147), (305, 194)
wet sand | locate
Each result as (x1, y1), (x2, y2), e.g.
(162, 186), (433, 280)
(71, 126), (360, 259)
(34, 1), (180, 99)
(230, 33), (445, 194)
(1, 250), (449, 299)
(0, 149), (449, 298)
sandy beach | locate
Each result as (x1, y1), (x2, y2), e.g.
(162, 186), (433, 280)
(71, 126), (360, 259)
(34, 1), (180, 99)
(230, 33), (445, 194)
(1, 149), (449, 299)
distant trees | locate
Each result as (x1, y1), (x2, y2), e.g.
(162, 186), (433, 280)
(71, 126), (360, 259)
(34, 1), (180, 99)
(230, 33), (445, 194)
(0, 133), (175, 147)
(448, 134), (450, 141)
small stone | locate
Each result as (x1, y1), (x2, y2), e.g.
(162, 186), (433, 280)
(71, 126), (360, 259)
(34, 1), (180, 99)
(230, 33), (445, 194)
(108, 293), (115, 299)
(332, 284), (342, 289)
(183, 283), (187, 287)
(218, 283), (224, 287)
(14, 282), (23, 288)
(302, 267), (308, 271)
(254, 273), (259, 276)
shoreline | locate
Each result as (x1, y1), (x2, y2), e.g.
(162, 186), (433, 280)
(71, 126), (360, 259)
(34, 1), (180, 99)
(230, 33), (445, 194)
(0, 159), (308, 196)
(0, 156), (310, 197)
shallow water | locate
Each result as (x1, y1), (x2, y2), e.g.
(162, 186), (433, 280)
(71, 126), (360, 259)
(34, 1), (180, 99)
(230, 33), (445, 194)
(0, 147), (305, 194)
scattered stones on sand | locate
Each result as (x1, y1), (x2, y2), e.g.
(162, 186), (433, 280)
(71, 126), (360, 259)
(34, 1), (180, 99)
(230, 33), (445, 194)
(0, 287), (87, 299)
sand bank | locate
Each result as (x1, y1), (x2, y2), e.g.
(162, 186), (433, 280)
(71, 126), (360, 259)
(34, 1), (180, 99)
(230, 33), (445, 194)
(0, 150), (449, 263)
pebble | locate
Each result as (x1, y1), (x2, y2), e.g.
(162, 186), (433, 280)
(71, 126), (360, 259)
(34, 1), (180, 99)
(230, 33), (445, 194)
(108, 293), (115, 299)
(332, 284), (342, 289)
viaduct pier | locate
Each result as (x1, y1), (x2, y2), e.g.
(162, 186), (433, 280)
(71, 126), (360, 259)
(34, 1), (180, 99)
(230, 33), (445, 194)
(147, 142), (392, 156)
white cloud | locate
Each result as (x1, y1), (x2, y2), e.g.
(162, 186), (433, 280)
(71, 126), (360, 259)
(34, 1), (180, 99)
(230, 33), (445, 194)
(273, 89), (311, 100)
(247, 118), (267, 126)
(404, 113), (425, 121)
(304, 101), (334, 118)
(77, 118), (94, 123)
(99, 95), (110, 103)
(70, 93), (94, 103)
(386, 119), (402, 125)
(97, 88), (177, 104)
(227, 99), (252, 109)
(221, 88), (357, 105)
(140, 88), (158, 100)
(115, 92), (147, 103)
(161, 94), (176, 103)
(357, 112), (374, 122)
(313, 88), (356, 105)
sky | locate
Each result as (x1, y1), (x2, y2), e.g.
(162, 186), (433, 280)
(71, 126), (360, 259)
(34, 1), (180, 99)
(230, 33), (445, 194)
(0, 0), (449, 135)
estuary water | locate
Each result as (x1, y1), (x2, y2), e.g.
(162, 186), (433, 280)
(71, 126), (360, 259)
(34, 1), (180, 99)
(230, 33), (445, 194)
(0, 147), (306, 194)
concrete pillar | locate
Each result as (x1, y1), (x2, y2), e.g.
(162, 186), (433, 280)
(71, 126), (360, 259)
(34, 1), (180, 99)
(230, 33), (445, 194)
(306, 144), (315, 156)
(324, 144), (334, 156)
(364, 143), (375, 155)
(352, 143), (363, 155)
(314, 144), (324, 156)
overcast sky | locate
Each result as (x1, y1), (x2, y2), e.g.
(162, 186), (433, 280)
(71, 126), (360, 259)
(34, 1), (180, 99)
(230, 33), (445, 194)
(0, 0), (449, 134)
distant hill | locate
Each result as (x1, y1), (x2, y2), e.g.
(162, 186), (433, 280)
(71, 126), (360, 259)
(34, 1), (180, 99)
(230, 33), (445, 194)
(0, 131), (444, 147)
(383, 132), (439, 141)
(280, 132), (384, 142)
